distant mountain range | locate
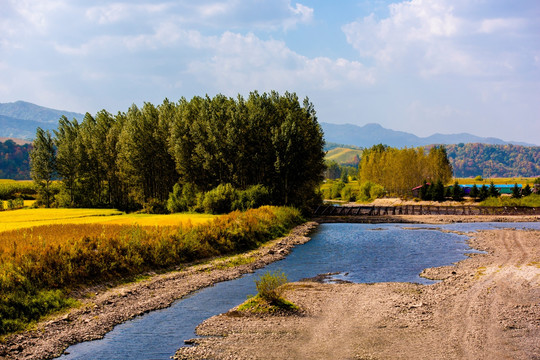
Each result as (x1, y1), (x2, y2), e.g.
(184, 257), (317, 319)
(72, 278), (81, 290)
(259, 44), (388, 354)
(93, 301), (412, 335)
(0, 101), (84, 139)
(0, 101), (536, 148)
(321, 122), (536, 148)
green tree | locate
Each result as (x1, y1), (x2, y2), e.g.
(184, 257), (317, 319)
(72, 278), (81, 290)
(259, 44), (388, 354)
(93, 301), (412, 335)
(54, 116), (80, 205)
(511, 183), (522, 199)
(324, 161), (341, 180)
(469, 184), (479, 200)
(451, 181), (463, 201)
(478, 184), (489, 201)
(522, 184), (532, 197)
(488, 181), (499, 198)
(420, 180), (431, 200)
(30, 128), (56, 207)
(431, 180), (445, 202)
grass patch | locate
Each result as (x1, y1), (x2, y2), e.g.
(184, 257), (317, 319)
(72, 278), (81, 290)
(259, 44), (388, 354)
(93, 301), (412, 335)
(479, 194), (540, 207)
(214, 254), (256, 269)
(237, 294), (299, 314)
(237, 270), (300, 314)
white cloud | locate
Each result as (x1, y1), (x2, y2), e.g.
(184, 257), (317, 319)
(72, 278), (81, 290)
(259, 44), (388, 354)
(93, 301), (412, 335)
(185, 32), (374, 94)
(85, 3), (171, 25)
(342, 0), (536, 78)
(477, 18), (526, 34)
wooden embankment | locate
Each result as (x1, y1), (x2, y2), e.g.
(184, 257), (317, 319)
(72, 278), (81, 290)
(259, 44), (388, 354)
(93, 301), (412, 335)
(312, 205), (540, 217)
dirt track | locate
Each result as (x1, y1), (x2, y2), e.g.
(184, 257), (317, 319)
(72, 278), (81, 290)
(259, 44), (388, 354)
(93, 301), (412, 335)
(175, 227), (540, 360)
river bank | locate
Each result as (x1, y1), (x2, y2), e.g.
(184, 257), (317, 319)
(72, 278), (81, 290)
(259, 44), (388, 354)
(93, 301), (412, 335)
(0, 222), (318, 360)
(175, 222), (540, 359)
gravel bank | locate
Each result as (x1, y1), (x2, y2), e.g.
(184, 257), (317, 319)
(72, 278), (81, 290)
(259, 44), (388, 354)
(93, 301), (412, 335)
(175, 222), (539, 359)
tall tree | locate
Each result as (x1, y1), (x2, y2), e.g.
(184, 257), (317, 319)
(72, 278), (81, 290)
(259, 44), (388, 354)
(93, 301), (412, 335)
(30, 128), (56, 207)
(54, 116), (80, 205)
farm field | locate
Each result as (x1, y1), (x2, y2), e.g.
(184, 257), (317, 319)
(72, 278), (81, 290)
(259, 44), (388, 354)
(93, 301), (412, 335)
(0, 208), (217, 233)
(325, 147), (362, 164)
(454, 177), (537, 185)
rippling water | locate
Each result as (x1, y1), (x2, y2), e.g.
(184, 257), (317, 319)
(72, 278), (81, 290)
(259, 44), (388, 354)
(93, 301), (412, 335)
(58, 222), (540, 360)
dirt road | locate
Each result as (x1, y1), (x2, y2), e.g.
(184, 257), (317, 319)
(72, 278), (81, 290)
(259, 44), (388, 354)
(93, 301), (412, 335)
(175, 228), (540, 360)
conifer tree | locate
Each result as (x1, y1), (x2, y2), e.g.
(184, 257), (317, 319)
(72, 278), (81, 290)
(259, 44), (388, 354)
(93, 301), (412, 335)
(478, 184), (489, 201)
(488, 181), (499, 198)
(522, 184), (532, 197)
(469, 184), (479, 200)
(511, 183), (522, 199)
(452, 181), (463, 201)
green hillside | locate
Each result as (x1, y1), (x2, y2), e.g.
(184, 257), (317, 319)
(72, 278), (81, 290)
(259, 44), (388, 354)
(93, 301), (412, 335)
(325, 147), (362, 165)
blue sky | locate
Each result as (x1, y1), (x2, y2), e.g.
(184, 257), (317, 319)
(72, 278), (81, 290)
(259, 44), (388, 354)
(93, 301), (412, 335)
(1, 0), (539, 144)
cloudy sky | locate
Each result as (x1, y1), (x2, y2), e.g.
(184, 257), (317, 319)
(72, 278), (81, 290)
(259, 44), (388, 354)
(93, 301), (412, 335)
(1, 0), (539, 143)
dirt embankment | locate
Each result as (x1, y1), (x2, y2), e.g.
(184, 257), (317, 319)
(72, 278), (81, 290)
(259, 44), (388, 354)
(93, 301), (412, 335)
(175, 227), (540, 360)
(0, 222), (318, 360)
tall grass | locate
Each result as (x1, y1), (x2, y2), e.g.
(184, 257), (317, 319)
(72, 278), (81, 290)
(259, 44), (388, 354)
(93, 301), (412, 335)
(0, 206), (303, 335)
(479, 194), (540, 207)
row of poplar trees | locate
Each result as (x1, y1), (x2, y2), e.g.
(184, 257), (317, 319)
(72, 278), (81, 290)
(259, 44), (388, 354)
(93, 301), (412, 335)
(358, 144), (453, 196)
(30, 91), (326, 211)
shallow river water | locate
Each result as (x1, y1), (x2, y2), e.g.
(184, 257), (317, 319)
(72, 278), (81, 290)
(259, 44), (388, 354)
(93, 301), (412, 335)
(58, 222), (540, 360)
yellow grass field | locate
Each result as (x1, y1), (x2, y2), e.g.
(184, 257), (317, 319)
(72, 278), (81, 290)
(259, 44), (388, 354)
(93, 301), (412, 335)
(454, 177), (537, 186)
(0, 208), (217, 233)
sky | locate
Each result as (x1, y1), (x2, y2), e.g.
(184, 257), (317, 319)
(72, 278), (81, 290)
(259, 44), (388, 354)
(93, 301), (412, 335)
(1, 0), (539, 144)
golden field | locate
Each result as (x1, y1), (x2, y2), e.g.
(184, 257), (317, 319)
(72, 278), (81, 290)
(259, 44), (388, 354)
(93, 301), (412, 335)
(0, 208), (217, 233)
(454, 177), (537, 185)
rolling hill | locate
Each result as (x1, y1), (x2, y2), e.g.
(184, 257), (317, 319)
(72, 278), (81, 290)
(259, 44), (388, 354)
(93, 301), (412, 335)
(325, 147), (362, 166)
(0, 101), (84, 139)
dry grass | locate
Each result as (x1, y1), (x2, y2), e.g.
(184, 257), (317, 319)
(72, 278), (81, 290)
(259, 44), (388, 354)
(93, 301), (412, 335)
(0, 208), (217, 233)
(454, 177), (537, 185)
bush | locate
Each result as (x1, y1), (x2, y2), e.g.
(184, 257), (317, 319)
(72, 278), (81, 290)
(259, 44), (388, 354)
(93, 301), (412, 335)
(141, 198), (168, 214)
(474, 175), (483, 181)
(329, 181), (346, 199)
(167, 183), (200, 213)
(480, 193), (540, 207)
(340, 187), (356, 202)
(202, 183), (238, 214)
(358, 181), (385, 202)
(233, 184), (270, 211)
(255, 270), (288, 303)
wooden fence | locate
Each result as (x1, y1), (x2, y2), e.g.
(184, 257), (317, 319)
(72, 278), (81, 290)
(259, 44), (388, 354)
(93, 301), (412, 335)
(312, 205), (540, 217)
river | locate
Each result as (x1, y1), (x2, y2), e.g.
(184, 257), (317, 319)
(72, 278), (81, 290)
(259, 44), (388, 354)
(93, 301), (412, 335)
(58, 222), (540, 360)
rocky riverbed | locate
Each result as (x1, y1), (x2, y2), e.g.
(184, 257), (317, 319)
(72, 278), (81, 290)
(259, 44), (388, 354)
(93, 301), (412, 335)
(174, 222), (540, 359)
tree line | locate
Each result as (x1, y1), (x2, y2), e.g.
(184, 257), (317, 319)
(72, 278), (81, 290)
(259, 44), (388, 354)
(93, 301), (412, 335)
(30, 92), (326, 212)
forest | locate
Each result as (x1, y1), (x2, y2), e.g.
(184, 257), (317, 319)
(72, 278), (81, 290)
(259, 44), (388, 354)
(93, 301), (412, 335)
(0, 140), (31, 180)
(438, 143), (539, 178)
(30, 91), (326, 213)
